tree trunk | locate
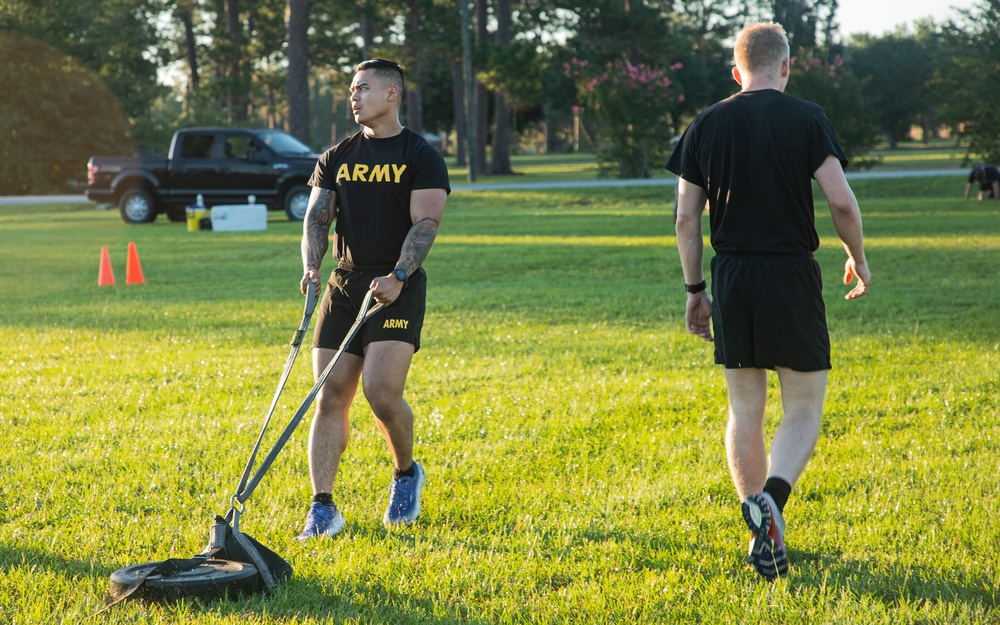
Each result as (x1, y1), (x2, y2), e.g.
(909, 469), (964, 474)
(489, 94), (512, 174)
(404, 5), (425, 137)
(473, 0), (488, 175)
(489, 0), (513, 174)
(358, 1), (375, 59)
(286, 0), (311, 144)
(225, 0), (249, 122)
(330, 97), (340, 147)
(226, 0), (240, 46)
(451, 61), (467, 166)
(180, 9), (199, 94)
(543, 103), (556, 154)
(771, 0), (819, 51)
(406, 85), (425, 137)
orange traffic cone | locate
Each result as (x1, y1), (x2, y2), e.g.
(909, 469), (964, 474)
(98, 246), (115, 286)
(126, 242), (145, 285)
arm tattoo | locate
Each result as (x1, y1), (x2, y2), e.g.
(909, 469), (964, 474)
(302, 188), (335, 271)
(396, 217), (441, 273)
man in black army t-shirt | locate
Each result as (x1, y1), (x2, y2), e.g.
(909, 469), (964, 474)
(297, 59), (450, 540)
(667, 23), (870, 581)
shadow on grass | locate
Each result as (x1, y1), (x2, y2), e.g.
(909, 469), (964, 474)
(0, 543), (124, 616)
(100, 577), (498, 624)
(792, 547), (1000, 609)
(268, 575), (499, 624)
(0, 538), (494, 623)
(88, 550), (498, 623)
(0, 543), (118, 580)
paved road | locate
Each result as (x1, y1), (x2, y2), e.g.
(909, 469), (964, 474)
(0, 169), (968, 205)
(0, 194), (92, 205)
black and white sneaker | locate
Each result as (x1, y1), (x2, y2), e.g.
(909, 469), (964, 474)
(742, 492), (788, 581)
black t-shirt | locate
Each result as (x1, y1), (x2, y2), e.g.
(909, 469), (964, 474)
(666, 89), (847, 255)
(308, 128), (451, 269)
(969, 165), (1000, 189)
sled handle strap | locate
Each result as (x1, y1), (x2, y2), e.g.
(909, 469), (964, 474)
(290, 284), (320, 347)
(232, 530), (278, 591)
(232, 286), (318, 502)
(232, 290), (383, 507)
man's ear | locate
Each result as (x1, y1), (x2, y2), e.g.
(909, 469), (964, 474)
(387, 84), (399, 101)
(780, 58), (790, 77)
(732, 66), (743, 86)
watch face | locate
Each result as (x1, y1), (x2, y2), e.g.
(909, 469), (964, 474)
(394, 269), (407, 281)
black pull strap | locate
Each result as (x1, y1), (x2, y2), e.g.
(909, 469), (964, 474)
(231, 287), (318, 507)
(232, 290), (383, 508)
(231, 531), (278, 591)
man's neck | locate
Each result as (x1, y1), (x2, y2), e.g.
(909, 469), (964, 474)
(734, 62), (788, 93)
(740, 77), (784, 93)
(362, 119), (404, 138)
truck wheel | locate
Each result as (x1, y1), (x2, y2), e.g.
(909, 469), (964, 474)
(283, 185), (310, 221)
(166, 208), (187, 222)
(119, 188), (157, 224)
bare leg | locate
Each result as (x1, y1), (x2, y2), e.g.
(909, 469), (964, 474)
(724, 368), (769, 500)
(769, 367), (827, 487)
(361, 340), (416, 471)
(307, 349), (364, 495)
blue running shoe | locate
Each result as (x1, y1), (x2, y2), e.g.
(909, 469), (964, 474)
(383, 461), (426, 527)
(296, 501), (345, 542)
(742, 492), (788, 581)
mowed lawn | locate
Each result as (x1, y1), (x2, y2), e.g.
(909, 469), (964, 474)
(0, 175), (998, 624)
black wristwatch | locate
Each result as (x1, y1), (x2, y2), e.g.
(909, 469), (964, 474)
(685, 280), (707, 293)
(392, 268), (408, 282)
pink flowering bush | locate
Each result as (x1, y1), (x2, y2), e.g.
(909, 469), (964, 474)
(565, 57), (684, 178)
(786, 50), (880, 166)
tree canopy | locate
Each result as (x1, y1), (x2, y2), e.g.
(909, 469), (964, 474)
(1, 0), (998, 191)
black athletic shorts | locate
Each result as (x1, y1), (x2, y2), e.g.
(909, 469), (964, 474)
(710, 254), (830, 372)
(312, 266), (426, 355)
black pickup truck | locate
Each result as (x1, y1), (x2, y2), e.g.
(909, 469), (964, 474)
(86, 127), (320, 223)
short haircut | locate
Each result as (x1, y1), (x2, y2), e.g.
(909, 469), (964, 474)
(733, 23), (789, 77)
(356, 59), (404, 93)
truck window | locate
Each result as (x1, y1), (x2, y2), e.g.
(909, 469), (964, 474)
(224, 135), (264, 160)
(179, 134), (215, 159)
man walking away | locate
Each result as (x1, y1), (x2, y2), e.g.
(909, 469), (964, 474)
(666, 22), (871, 581)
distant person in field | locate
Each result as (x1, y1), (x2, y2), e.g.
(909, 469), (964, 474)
(666, 22), (871, 581)
(964, 164), (1000, 200)
(297, 59), (450, 540)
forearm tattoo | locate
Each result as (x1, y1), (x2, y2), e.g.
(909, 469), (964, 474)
(302, 189), (335, 270)
(397, 216), (440, 273)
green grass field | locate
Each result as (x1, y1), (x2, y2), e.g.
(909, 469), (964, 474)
(441, 142), (973, 183)
(1, 173), (999, 624)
